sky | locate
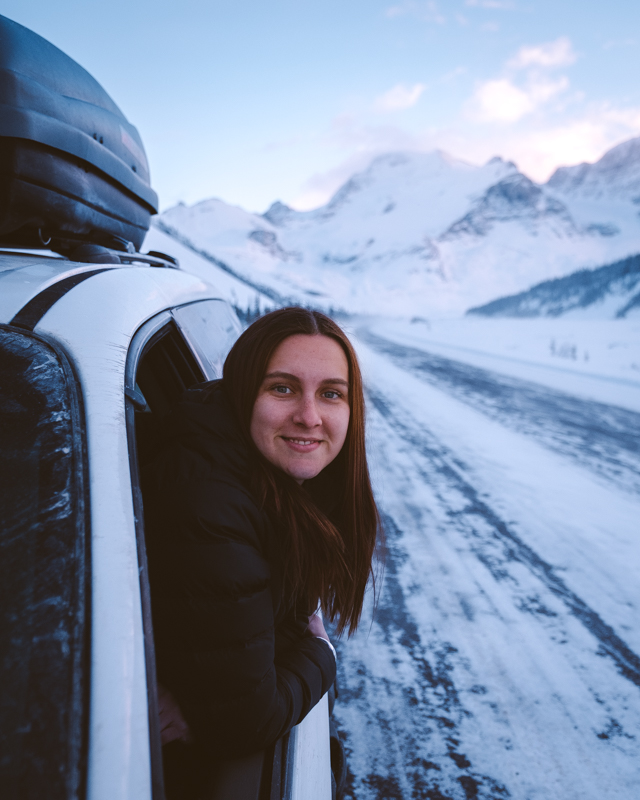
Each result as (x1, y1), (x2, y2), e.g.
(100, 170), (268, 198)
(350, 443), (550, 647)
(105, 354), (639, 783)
(5, 1), (640, 213)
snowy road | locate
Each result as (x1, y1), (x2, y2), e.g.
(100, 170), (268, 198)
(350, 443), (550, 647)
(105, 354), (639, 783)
(359, 329), (640, 495)
(333, 327), (640, 800)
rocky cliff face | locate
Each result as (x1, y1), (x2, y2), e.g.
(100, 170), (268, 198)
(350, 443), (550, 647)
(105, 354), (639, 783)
(441, 173), (580, 240)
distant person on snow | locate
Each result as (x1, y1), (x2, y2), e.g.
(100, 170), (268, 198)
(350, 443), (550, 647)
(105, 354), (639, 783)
(144, 307), (380, 797)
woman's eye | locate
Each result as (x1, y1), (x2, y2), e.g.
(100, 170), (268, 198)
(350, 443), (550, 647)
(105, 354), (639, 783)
(273, 385), (291, 394)
(322, 390), (341, 400)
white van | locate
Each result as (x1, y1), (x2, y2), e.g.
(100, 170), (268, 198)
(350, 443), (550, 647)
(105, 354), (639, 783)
(0, 251), (334, 800)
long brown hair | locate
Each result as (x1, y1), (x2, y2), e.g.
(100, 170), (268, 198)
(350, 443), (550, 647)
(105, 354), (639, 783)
(223, 307), (380, 635)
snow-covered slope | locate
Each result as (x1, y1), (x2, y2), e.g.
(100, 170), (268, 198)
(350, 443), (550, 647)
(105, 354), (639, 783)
(467, 253), (640, 319)
(142, 223), (276, 317)
(548, 138), (640, 200)
(155, 199), (318, 306)
(156, 140), (640, 317)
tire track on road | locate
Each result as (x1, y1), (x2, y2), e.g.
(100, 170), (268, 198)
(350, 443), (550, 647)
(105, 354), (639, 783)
(336, 511), (513, 800)
(367, 388), (640, 689)
(336, 354), (640, 799)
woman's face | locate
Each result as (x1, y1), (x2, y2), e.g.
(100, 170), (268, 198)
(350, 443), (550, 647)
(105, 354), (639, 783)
(250, 334), (350, 483)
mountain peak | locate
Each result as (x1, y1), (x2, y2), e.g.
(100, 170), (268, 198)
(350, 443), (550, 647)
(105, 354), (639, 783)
(263, 200), (295, 227)
(154, 137), (640, 318)
(547, 135), (640, 198)
(309, 149), (516, 221)
(596, 136), (640, 170)
(486, 155), (517, 171)
(441, 172), (578, 241)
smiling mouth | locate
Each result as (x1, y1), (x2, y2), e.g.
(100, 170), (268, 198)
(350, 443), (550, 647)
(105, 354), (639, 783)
(282, 437), (321, 446)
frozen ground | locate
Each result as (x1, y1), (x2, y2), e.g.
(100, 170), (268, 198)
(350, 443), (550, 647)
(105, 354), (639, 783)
(372, 317), (640, 412)
(331, 320), (640, 800)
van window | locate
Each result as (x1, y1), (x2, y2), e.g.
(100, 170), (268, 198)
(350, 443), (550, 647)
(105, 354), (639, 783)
(172, 300), (241, 380)
(135, 322), (204, 421)
(125, 319), (206, 800)
(0, 325), (89, 800)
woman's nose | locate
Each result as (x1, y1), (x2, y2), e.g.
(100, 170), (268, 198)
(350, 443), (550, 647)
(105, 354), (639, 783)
(293, 395), (322, 428)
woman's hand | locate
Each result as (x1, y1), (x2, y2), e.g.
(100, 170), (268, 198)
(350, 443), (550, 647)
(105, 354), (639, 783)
(158, 683), (192, 746)
(307, 611), (330, 643)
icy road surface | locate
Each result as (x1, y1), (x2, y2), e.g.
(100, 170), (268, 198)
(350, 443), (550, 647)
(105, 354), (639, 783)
(332, 326), (640, 800)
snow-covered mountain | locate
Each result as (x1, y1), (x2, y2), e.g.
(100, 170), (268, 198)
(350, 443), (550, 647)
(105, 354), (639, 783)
(153, 139), (640, 317)
(547, 137), (640, 201)
(467, 253), (640, 319)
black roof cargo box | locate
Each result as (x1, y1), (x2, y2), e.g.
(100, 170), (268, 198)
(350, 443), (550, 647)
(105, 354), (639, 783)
(0, 15), (158, 253)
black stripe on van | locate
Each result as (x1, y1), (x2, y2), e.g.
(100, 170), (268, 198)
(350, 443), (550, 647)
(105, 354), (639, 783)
(10, 268), (113, 331)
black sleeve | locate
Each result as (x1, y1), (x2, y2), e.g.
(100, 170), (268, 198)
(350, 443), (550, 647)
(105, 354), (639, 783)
(148, 473), (336, 758)
(274, 604), (312, 660)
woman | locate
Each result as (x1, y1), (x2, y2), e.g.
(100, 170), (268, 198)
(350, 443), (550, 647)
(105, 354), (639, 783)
(145, 307), (379, 795)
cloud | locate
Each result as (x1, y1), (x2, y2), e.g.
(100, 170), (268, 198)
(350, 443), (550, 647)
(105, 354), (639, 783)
(442, 101), (640, 182)
(374, 83), (426, 113)
(471, 76), (569, 122)
(468, 37), (575, 123)
(490, 106), (640, 180)
(465, 0), (514, 7)
(507, 36), (576, 69)
(289, 100), (640, 210)
(287, 35), (639, 210)
(386, 1), (445, 24)
(472, 79), (533, 122)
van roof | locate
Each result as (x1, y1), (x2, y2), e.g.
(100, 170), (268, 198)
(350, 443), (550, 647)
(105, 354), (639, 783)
(0, 251), (207, 328)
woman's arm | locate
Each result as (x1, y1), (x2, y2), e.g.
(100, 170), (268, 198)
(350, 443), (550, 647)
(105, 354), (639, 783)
(148, 477), (336, 758)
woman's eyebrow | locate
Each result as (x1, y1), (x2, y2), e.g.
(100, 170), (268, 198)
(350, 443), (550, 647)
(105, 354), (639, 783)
(320, 378), (349, 387)
(263, 371), (349, 387)
(264, 371), (300, 382)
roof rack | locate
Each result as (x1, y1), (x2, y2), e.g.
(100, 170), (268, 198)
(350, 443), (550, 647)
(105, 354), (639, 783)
(65, 243), (179, 268)
(0, 244), (179, 269)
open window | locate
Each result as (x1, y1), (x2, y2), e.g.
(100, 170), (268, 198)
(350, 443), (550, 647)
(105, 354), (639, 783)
(124, 303), (331, 800)
(124, 314), (205, 800)
(0, 324), (90, 800)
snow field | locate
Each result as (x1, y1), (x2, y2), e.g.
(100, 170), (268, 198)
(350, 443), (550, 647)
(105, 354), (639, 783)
(373, 316), (640, 412)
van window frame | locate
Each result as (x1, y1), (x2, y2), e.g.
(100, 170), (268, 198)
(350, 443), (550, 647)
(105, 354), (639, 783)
(125, 312), (206, 800)
(125, 304), (300, 800)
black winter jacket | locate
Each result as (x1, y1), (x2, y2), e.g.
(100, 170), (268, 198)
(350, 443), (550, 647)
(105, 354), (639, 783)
(145, 380), (337, 759)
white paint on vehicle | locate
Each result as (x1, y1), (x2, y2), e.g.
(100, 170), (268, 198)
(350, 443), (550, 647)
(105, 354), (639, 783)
(34, 265), (222, 800)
